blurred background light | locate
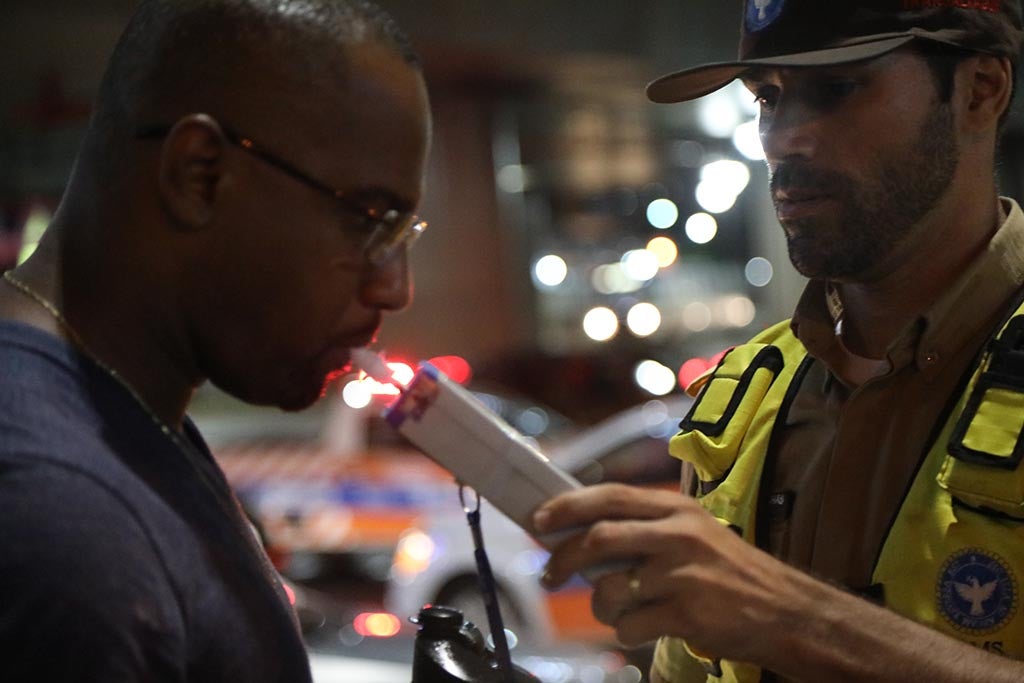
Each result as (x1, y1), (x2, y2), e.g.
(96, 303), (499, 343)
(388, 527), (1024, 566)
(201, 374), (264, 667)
(695, 181), (738, 214)
(744, 257), (774, 287)
(427, 355), (473, 384)
(682, 301), (712, 331)
(496, 164), (529, 193)
(695, 159), (750, 214)
(626, 302), (661, 337)
(620, 249), (660, 282)
(701, 159), (751, 197)
(645, 198), (679, 229)
(645, 236), (679, 268)
(590, 264), (619, 295)
(697, 89), (743, 138)
(721, 295), (757, 327)
(515, 406), (550, 436)
(353, 612), (402, 638)
(533, 254), (568, 288)
(669, 139), (704, 168)
(678, 357), (711, 391)
(388, 362), (416, 387)
(684, 213), (718, 245)
(732, 119), (765, 161)
(392, 529), (435, 577)
(583, 306), (619, 342)
(591, 263), (642, 295)
(341, 379), (373, 409)
(634, 360), (676, 396)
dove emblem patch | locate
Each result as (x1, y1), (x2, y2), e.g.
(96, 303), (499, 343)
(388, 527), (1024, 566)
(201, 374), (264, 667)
(746, 0), (785, 32)
(937, 549), (1017, 634)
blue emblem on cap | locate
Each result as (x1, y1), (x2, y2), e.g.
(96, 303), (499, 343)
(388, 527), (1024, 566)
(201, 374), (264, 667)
(746, 0), (785, 32)
(937, 548), (1018, 635)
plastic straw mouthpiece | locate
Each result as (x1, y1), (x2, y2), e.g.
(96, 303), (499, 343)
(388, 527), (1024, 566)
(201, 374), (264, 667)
(349, 347), (401, 387)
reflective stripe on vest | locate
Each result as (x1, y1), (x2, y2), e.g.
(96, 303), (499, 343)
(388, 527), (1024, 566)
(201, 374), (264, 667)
(654, 306), (1024, 682)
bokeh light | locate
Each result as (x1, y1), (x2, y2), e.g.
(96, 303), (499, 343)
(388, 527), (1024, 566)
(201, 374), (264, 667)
(497, 164), (528, 193)
(353, 612), (402, 638)
(634, 360), (676, 396)
(733, 119), (765, 161)
(591, 264), (642, 295)
(745, 257), (774, 287)
(626, 302), (662, 337)
(685, 213), (719, 245)
(646, 198), (680, 229)
(583, 307), (619, 342)
(342, 380), (373, 409)
(427, 356), (472, 384)
(533, 254), (568, 288)
(697, 90), (743, 138)
(646, 236), (679, 268)
(721, 296), (757, 327)
(393, 529), (435, 576)
(682, 301), (712, 331)
(620, 249), (660, 282)
(696, 159), (751, 214)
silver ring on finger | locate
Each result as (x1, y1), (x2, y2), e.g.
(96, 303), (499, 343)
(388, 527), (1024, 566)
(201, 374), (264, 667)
(627, 565), (642, 603)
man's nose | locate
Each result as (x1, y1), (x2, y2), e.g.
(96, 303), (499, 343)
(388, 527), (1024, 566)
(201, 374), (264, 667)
(360, 249), (412, 312)
(760, 100), (821, 166)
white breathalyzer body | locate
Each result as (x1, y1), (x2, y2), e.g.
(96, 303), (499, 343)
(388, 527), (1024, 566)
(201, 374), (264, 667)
(355, 355), (582, 548)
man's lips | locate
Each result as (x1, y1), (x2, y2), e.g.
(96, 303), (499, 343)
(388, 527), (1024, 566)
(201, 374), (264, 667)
(774, 189), (834, 220)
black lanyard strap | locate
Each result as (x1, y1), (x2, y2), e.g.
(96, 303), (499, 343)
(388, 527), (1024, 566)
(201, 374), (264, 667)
(459, 485), (514, 680)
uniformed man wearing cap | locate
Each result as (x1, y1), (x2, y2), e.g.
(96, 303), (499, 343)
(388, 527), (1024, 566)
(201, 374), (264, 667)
(533, 1), (1024, 681)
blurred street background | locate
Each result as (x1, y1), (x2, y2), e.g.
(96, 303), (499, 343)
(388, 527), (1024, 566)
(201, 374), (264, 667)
(5, 2), (1024, 681)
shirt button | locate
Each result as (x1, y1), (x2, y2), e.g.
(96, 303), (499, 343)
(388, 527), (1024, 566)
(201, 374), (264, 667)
(924, 350), (940, 364)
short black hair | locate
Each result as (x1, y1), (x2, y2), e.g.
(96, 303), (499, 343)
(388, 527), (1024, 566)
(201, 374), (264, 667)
(86, 0), (420, 170)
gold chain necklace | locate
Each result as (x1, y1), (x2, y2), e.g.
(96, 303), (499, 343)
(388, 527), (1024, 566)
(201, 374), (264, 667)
(1, 270), (229, 497)
(2, 269), (290, 594)
(3, 270), (183, 438)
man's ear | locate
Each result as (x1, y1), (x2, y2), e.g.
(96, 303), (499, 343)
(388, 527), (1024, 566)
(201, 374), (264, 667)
(959, 55), (1014, 134)
(157, 114), (226, 229)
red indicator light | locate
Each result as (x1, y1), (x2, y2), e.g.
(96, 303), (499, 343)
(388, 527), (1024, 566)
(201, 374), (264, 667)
(428, 355), (472, 385)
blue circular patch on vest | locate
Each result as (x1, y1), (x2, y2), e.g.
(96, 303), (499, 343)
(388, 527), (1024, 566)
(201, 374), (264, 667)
(746, 0), (785, 32)
(937, 548), (1017, 635)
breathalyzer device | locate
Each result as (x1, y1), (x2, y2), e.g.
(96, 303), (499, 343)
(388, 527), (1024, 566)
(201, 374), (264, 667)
(350, 349), (582, 548)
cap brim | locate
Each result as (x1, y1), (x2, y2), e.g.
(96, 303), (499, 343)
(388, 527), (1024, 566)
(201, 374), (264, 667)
(647, 34), (917, 103)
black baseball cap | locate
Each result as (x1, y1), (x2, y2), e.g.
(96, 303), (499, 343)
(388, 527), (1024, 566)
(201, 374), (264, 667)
(647, 0), (1023, 103)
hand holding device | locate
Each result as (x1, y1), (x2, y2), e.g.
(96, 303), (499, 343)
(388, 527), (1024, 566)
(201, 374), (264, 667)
(353, 352), (582, 548)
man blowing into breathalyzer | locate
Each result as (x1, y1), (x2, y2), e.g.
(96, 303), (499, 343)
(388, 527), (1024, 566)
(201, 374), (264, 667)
(533, 1), (1024, 681)
(0, 1), (429, 680)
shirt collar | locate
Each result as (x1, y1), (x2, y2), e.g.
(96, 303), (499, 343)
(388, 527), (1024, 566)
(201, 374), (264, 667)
(915, 197), (1024, 377)
(792, 197), (1024, 382)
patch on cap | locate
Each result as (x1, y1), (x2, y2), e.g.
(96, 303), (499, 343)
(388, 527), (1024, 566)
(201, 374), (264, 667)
(936, 548), (1018, 635)
(746, 0), (786, 32)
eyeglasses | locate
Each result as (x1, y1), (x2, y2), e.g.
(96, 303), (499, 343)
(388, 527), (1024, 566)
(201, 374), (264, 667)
(135, 122), (426, 266)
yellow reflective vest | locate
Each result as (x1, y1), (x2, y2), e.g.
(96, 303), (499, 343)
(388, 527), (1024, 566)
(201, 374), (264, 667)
(654, 304), (1024, 682)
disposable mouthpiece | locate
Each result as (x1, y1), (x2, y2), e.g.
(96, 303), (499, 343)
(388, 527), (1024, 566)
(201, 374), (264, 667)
(349, 347), (400, 387)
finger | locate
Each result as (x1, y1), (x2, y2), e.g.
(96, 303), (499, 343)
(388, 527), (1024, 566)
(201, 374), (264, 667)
(541, 519), (643, 589)
(534, 483), (695, 534)
(542, 516), (687, 588)
(591, 562), (653, 625)
(613, 602), (695, 649)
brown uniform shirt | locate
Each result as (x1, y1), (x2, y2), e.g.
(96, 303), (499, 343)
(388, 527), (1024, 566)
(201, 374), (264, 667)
(657, 201), (1024, 683)
(769, 198), (1024, 591)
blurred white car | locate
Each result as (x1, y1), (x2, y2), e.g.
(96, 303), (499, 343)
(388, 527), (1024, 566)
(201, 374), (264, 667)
(385, 396), (693, 646)
(196, 383), (573, 583)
